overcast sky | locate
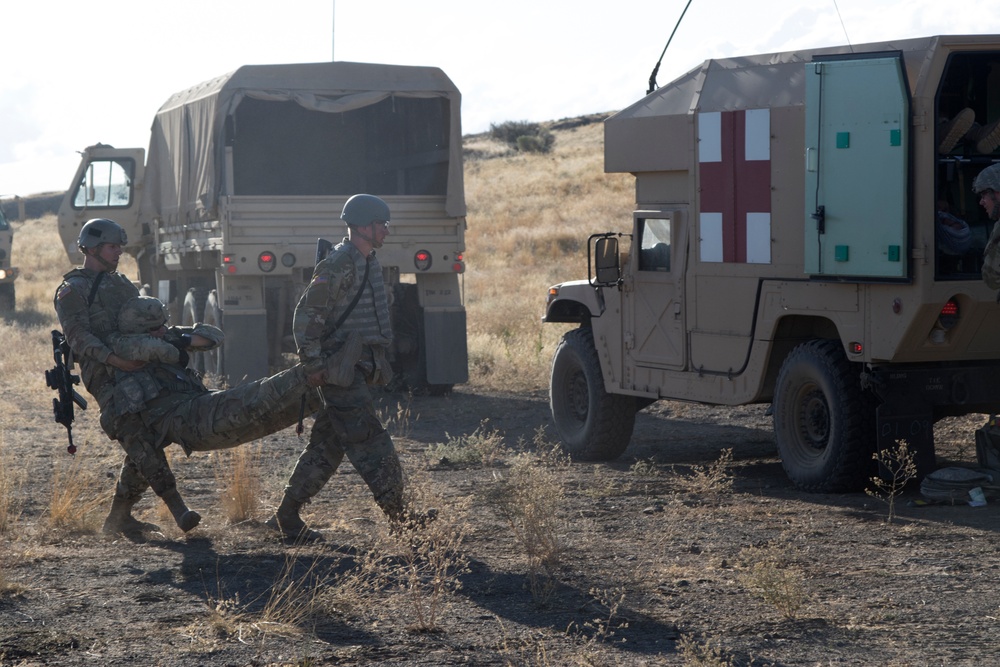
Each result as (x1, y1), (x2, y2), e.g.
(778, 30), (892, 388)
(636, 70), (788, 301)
(0, 0), (996, 197)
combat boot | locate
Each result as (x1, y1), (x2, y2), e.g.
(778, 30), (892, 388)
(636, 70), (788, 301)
(159, 489), (201, 532)
(266, 494), (323, 543)
(102, 492), (160, 536)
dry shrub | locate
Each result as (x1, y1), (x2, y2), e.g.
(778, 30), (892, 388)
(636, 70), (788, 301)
(212, 444), (265, 524)
(676, 633), (735, 666)
(426, 419), (509, 467)
(866, 439), (917, 523)
(669, 448), (735, 495)
(737, 539), (808, 620)
(484, 452), (567, 606)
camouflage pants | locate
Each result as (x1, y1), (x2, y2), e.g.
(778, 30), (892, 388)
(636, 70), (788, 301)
(113, 365), (319, 502)
(280, 369), (405, 519)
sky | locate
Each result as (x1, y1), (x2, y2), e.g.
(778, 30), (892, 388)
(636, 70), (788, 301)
(0, 0), (997, 197)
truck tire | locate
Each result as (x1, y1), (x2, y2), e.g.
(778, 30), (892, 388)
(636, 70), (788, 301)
(550, 327), (636, 461)
(773, 339), (876, 493)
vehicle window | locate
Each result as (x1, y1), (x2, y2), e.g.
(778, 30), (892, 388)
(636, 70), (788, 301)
(638, 218), (671, 271)
(72, 159), (135, 209)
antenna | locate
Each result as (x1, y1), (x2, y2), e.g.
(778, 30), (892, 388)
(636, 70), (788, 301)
(647, 0), (694, 95)
(331, 0), (336, 61)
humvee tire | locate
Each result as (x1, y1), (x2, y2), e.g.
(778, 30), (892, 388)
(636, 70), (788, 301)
(773, 339), (876, 492)
(550, 327), (636, 461)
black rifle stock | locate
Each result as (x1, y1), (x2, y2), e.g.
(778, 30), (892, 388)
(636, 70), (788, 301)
(44, 330), (88, 454)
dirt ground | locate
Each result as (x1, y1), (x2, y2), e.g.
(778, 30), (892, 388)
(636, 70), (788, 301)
(3, 384), (1000, 666)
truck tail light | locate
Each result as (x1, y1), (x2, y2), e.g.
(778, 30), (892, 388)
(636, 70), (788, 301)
(453, 252), (465, 273)
(414, 250), (432, 271)
(938, 298), (960, 330)
(223, 254), (237, 274)
(258, 251), (276, 272)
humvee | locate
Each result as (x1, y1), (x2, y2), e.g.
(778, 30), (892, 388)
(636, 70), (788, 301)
(544, 34), (1000, 492)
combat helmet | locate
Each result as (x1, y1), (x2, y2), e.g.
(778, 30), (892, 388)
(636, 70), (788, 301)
(341, 194), (390, 227)
(973, 163), (1000, 195)
(78, 218), (127, 250)
(118, 296), (169, 335)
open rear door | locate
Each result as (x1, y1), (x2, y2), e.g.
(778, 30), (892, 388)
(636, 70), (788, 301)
(804, 54), (910, 278)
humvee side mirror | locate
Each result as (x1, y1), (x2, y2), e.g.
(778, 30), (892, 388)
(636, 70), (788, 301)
(591, 234), (621, 286)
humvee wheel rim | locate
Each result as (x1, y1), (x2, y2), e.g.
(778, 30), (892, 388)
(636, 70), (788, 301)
(568, 369), (590, 423)
(797, 385), (830, 450)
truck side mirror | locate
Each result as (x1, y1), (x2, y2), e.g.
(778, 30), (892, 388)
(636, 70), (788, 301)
(592, 235), (621, 286)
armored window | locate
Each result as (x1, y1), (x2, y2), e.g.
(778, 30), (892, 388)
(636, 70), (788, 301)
(638, 218), (671, 272)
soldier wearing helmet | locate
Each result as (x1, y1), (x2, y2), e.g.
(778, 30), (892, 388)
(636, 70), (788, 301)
(973, 163), (1000, 222)
(975, 164), (1000, 291)
(267, 194), (425, 542)
(55, 218), (143, 378)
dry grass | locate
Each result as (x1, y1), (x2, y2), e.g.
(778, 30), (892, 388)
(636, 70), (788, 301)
(463, 120), (634, 392)
(212, 444), (265, 524)
(47, 452), (105, 533)
(0, 432), (24, 535)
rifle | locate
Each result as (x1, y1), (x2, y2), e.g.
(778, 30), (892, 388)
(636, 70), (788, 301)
(297, 238), (333, 436)
(44, 330), (88, 454)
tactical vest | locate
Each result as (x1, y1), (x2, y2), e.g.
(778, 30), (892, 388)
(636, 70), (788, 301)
(325, 244), (392, 348)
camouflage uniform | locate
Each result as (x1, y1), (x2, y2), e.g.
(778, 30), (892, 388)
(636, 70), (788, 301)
(105, 317), (318, 508)
(276, 238), (406, 526)
(55, 281), (315, 532)
(53, 267), (140, 435)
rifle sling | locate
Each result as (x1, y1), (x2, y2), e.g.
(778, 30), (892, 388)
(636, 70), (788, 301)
(87, 271), (106, 307)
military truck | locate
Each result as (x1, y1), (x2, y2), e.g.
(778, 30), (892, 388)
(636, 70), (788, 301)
(544, 34), (1000, 492)
(0, 205), (17, 311)
(57, 61), (468, 389)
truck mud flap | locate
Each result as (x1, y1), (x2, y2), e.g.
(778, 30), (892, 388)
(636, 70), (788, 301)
(866, 363), (1000, 477)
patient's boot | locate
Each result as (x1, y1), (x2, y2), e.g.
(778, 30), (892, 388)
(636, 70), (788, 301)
(939, 107), (975, 154)
(160, 489), (201, 532)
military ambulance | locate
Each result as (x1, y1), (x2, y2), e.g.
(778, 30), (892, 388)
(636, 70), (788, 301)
(545, 35), (1000, 492)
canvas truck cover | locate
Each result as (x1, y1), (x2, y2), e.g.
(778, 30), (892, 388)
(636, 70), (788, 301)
(605, 35), (975, 172)
(140, 60), (465, 225)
